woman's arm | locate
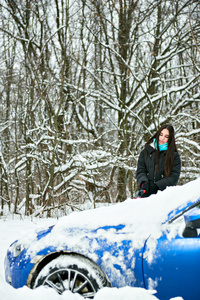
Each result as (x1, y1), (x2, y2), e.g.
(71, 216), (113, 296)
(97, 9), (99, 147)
(136, 149), (149, 186)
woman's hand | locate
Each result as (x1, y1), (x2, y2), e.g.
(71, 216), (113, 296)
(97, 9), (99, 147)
(140, 182), (150, 197)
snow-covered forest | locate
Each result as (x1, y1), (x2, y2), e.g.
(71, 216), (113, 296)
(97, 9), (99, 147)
(0, 0), (200, 217)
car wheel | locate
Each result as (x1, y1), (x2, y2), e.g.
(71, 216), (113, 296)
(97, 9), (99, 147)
(32, 253), (111, 298)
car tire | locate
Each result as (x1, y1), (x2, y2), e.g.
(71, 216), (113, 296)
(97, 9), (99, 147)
(32, 253), (111, 298)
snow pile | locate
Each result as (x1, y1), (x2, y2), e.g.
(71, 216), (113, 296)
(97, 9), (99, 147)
(95, 286), (158, 300)
(54, 177), (200, 230)
(0, 278), (183, 300)
(1, 178), (199, 300)
(22, 178), (200, 267)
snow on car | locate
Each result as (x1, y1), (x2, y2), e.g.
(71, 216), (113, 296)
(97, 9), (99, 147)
(4, 178), (200, 300)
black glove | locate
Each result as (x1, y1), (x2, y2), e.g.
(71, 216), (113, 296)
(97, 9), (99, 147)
(139, 182), (149, 198)
(150, 183), (158, 195)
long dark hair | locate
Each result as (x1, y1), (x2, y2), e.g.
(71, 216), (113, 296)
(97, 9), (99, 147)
(146, 124), (178, 177)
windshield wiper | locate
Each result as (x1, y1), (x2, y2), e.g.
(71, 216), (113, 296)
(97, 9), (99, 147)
(168, 198), (200, 224)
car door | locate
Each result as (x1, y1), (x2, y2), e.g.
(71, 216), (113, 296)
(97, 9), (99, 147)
(143, 220), (200, 300)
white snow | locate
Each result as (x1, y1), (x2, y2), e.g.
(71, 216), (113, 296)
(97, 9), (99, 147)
(1, 177), (199, 300)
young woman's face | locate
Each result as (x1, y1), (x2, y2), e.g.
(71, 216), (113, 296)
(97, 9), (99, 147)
(159, 128), (169, 145)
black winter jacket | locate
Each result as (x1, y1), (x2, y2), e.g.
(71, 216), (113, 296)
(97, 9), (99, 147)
(136, 144), (181, 195)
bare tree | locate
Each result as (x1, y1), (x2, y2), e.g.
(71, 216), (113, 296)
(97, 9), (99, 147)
(0, 0), (199, 216)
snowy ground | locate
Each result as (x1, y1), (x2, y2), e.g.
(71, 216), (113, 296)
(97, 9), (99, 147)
(2, 178), (199, 300)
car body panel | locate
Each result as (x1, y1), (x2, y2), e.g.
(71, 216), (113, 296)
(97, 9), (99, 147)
(5, 248), (34, 287)
(143, 230), (200, 300)
(5, 224), (145, 289)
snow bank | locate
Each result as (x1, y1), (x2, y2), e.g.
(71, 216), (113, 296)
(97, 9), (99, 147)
(0, 278), (183, 300)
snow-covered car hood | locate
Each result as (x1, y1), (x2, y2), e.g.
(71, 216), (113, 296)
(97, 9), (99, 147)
(22, 178), (200, 259)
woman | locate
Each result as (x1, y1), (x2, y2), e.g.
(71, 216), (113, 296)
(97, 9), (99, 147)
(136, 124), (181, 197)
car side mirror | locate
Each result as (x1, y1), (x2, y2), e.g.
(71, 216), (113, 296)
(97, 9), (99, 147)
(183, 207), (200, 238)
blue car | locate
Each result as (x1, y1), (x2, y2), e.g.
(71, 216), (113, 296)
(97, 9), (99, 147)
(4, 179), (200, 300)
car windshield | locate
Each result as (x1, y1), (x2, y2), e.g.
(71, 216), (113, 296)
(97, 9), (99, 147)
(168, 198), (200, 225)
